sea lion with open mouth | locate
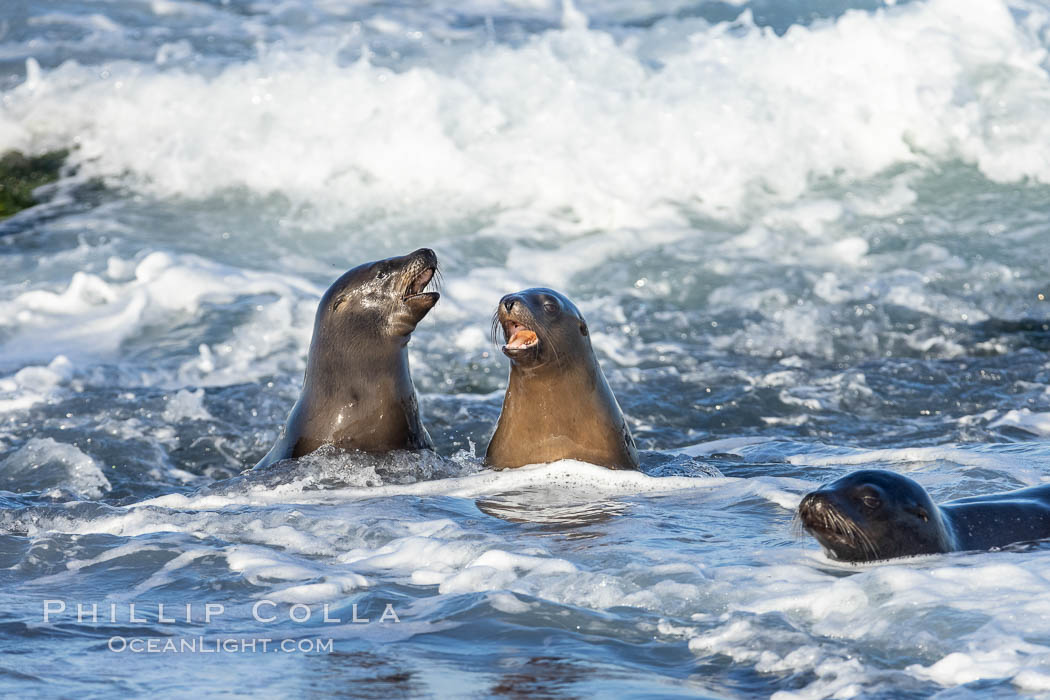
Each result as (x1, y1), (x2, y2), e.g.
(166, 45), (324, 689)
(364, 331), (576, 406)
(798, 469), (1050, 562)
(486, 288), (639, 470)
(255, 248), (439, 470)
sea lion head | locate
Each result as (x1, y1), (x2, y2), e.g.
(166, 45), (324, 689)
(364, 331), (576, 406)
(493, 288), (591, 372)
(316, 247), (439, 345)
(797, 469), (950, 562)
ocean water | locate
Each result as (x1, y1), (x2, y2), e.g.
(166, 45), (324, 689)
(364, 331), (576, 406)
(2, 0), (1050, 696)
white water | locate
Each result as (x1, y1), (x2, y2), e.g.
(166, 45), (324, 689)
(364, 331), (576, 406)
(2, 0), (1050, 696)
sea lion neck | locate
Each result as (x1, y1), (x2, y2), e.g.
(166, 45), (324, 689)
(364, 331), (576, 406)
(293, 342), (422, 455)
(507, 356), (596, 395)
(491, 358), (635, 469)
(501, 364), (604, 446)
(306, 324), (407, 375)
(305, 342), (409, 391)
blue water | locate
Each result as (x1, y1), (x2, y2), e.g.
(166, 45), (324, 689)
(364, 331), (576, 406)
(3, 0), (1050, 696)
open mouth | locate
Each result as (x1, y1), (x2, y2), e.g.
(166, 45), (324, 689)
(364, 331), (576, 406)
(502, 320), (539, 351)
(403, 266), (438, 302)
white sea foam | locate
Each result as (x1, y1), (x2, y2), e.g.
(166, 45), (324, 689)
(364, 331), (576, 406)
(0, 437), (110, 498)
(669, 547), (1050, 696)
(2, 0), (1049, 231)
(0, 355), (73, 413)
(0, 251), (318, 381)
(6, 441), (1050, 695)
(788, 444), (1047, 477)
(161, 389), (212, 423)
(988, 409), (1050, 437)
(141, 459), (730, 509)
(1, 1), (1049, 696)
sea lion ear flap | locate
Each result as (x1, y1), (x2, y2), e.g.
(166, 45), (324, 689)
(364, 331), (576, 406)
(906, 505), (930, 522)
(580, 322), (589, 336)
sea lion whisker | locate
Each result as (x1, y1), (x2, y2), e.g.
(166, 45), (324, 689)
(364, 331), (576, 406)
(848, 521), (877, 560)
(828, 509), (851, 542)
(846, 517), (875, 558)
(860, 530), (880, 560)
(811, 496), (882, 561)
(490, 310), (504, 348)
(831, 509), (865, 552)
(840, 516), (866, 551)
(823, 504), (880, 560)
(431, 266), (444, 294)
(790, 511), (807, 539)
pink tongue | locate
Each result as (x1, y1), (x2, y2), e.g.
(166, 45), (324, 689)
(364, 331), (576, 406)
(506, 329), (538, 349)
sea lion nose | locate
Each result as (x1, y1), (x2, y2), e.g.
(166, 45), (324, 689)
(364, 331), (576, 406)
(411, 248), (437, 266)
(503, 297), (516, 312)
(799, 492), (827, 518)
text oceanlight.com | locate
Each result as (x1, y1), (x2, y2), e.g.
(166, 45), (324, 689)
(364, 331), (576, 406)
(107, 637), (334, 654)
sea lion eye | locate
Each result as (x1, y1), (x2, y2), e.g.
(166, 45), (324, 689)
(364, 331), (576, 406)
(332, 296), (346, 311)
(375, 269), (388, 280)
(580, 323), (589, 336)
(861, 495), (881, 510)
(543, 302), (557, 314)
(906, 506), (930, 522)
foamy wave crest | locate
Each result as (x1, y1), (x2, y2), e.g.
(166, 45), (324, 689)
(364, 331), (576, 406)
(2, 0), (1048, 227)
(0, 250), (319, 381)
(142, 458), (730, 510)
(0, 437), (111, 499)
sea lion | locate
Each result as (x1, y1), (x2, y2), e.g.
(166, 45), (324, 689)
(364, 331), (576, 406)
(255, 248), (439, 470)
(797, 469), (1050, 562)
(486, 288), (638, 470)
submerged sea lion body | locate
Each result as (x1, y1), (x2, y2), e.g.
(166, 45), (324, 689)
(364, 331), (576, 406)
(798, 469), (1050, 562)
(255, 248), (439, 470)
(486, 288), (638, 471)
